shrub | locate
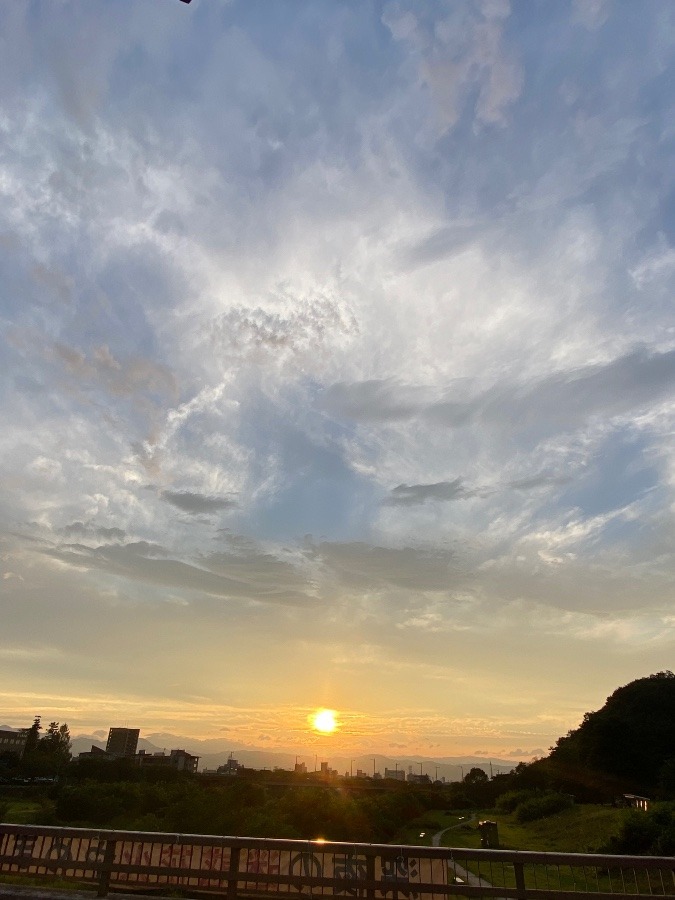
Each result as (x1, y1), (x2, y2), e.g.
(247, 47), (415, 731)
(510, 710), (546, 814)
(514, 792), (574, 823)
(496, 790), (537, 813)
(602, 803), (675, 855)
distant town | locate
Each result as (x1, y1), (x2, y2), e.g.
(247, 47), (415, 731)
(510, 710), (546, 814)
(0, 722), (487, 783)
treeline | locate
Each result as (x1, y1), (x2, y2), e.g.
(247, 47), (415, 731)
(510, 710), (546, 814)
(12, 772), (435, 843)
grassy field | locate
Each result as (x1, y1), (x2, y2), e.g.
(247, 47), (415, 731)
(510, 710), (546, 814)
(0, 796), (49, 824)
(394, 805), (641, 896)
(395, 804), (629, 853)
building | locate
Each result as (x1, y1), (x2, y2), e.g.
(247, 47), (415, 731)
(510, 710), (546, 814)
(623, 794), (650, 811)
(0, 728), (28, 757)
(406, 768), (431, 784)
(77, 745), (111, 761)
(106, 728), (140, 758)
(135, 748), (199, 773)
(384, 768), (405, 781)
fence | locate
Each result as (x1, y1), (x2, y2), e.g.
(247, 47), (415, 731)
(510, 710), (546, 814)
(1, 824), (674, 899)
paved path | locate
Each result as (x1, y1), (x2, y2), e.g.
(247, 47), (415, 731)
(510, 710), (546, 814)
(431, 815), (492, 890)
(431, 814), (476, 847)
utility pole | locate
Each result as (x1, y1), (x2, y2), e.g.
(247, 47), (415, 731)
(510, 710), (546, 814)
(489, 761), (493, 779)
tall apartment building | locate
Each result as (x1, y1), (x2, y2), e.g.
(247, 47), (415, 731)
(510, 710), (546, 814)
(106, 727), (140, 758)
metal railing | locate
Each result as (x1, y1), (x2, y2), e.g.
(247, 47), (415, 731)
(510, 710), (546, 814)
(1, 824), (674, 899)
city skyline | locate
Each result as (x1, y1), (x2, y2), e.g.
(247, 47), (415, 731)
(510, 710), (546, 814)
(1, 1), (675, 758)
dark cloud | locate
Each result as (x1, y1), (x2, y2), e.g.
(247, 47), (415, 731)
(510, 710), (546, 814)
(385, 479), (468, 506)
(61, 522), (126, 541)
(385, 473), (569, 507)
(122, 541), (168, 558)
(429, 347), (675, 433)
(38, 540), (313, 607)
(327, 347), (675, 437)
(162, 491), (237, 515)
(96, 527), (126, 541)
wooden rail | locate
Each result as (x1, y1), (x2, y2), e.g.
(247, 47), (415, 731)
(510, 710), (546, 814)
(1, 824), (674, 899)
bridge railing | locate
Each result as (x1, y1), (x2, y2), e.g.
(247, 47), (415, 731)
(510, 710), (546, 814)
(1, 823), (674, 899)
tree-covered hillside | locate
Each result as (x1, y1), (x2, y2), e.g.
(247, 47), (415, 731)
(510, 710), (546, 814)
(545, 672), (675, 797)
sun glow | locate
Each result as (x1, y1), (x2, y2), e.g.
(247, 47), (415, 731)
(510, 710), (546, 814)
(311, 709), (338, 734)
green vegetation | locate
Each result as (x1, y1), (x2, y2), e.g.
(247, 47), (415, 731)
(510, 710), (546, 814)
(602, 803), (675, 856)
(434, 805), (628, 854)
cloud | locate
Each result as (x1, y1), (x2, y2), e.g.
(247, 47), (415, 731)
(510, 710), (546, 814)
(61, 522), (126, 541)
(382, 0), (523, 132)
(327, 347), (675, 439)
(37, 539), (313, 608)
(51, 343), (178, 402)
(508, 474), (571, 492)
(386, 479), (468, 506)
(311, 541), (464, 593)
(572, 0), (609, 30)
(162, 491), (237, 515)
(323, 380), (437, 423)
(504, 747), (545, 758)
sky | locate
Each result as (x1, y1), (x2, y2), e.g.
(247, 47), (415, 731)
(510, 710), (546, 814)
(1, 0), (674, 763)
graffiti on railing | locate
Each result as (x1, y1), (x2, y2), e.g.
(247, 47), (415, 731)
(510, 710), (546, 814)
(0, 828), (448, 897)
(381, 855), (421, 899)
(334, 852), (369, 897)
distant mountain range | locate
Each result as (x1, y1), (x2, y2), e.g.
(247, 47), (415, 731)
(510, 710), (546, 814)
(69, 731), (520, 780)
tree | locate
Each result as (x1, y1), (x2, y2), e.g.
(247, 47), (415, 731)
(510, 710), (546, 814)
(464, 767), (489, 784)
(24, 716), (42, 754)
(39, 722), (71, 760)
(21, 720), (71, 779)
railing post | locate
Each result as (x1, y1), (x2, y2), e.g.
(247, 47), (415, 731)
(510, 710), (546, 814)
(367, 852), (376, 900)
(97, 838), (117, 898)
(514, 859), (526, 900)
(228, 845), (241, 900)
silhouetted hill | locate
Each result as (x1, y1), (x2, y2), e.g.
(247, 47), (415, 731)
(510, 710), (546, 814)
(545, 672), (675, 797)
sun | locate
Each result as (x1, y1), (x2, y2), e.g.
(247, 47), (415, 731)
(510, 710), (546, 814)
(311, 709), (338, 734)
